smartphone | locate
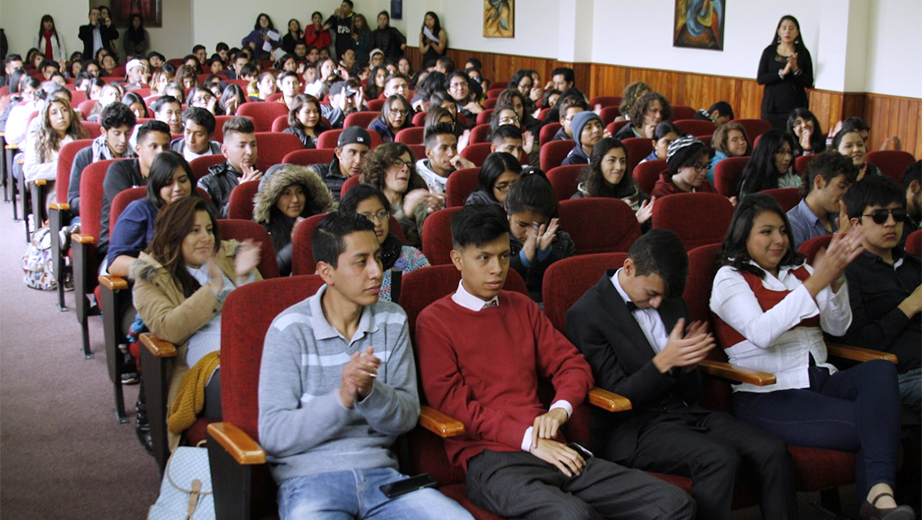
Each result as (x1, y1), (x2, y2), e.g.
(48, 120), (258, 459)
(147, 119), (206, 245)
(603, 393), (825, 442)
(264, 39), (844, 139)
(380, 473), (438, 499)
(568, 442), (594, 461)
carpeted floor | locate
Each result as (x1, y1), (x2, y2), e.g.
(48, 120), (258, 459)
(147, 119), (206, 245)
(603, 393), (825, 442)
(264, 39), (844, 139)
(0, 194), (867, 519)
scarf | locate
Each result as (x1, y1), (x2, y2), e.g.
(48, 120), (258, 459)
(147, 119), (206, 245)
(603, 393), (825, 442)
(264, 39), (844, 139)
(91, 132), (136, 163)
(42, 31), (54, 59)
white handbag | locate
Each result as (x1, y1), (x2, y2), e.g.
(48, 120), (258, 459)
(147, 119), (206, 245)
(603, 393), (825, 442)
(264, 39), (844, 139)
(148, 446), (215, 520)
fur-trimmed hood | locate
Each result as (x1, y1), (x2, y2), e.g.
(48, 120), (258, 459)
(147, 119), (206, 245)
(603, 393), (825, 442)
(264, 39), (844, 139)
(252, 165), (333, 224)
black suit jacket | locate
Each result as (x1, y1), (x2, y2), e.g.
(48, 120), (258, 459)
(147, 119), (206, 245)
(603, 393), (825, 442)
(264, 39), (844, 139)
(79, 23), (119, 58)
(567, 270), (704, 462)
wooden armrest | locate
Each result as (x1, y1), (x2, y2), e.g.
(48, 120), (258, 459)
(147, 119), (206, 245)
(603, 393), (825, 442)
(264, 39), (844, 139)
(699, 360), (776, 386)
(4, 144), (17, 150)
(588, 387), (632, 412)
(49, 202), (70, 211)
(34, 179), (47, 186)
(827, 342), (898, 365)
(71, 233), (95, 244)
(98, 275), (128, 291)
(207, 422), (266, 465)
(419, 405), (465, 438)
(139, 333), (177, 358)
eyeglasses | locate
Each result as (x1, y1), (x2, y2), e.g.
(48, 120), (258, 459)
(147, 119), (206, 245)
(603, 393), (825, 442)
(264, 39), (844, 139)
(389, 108), (408, 116)
(494, 181), (516, 192)
(360, 209), (389, 222)
(499, 115), (520, 124)
(862, 208), (907, 224)
(690, 162), (709, 172)
(391, 158), (412, 169)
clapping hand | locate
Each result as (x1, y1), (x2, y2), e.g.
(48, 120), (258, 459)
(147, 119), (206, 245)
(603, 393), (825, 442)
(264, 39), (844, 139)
(240, 163), (263, 183)
(635, 197), (654, 224)
(537, 218), (559, 251)
(234, 239), (261, 278)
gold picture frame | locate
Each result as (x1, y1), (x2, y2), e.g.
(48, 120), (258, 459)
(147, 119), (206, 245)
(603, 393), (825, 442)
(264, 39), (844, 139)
(484, 0), (514, 38)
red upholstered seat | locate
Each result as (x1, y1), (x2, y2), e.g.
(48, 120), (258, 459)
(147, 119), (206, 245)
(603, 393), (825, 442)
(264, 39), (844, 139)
(236, 102), (289, 132)
(674, 119), (716, 137)
(270, 114), (289, 133)
(542, 252), (629, 332)
(459, 142), (492, 166)
(714, 156), (749, 197)
(366, 99), (385, 111)
(189, 154), (227, 182)
(633, 159), (666, 195)
(907, 229), (922, 257)
(559, 198), (641, 255)
(794, 154), (816, 175)
(395, 126), (425, 145)
(481, 98), (497, 109)
(598, 106), (620, 126)
(622, 138), (653, 176)
(546, 164), (583, 201)
(539, 140), (574, 171)
(291, 213), (405, 275)
(730, 119), (772, 142)
(485, 88), (505, 99)
(80, 120), (102, 137)
(344, 111), (380, 128)
(412, 111), (427, 127)
(866, 150), (915, 182)
(468, 124), (491, 145)
(283, 148), (336, 167)
(407, 144), (426, 161)
(670, 105), (696, 121)
(255, 132), (303, 166)
(539, 122), (561, 146)
(226, 180), (259, 220)
(589, 95), (621, 108)
(445, 167), (479, 207)
(316, 129), (383, 149)
(265, 93), (283, 103)
(798, 234), (832, 264)
(606, 120), (629, 137)
(219, 219), (280, 279)
(475, 109), (494, 126)
(420, 207), (462, 265)
(697, 134), (713, 148)
(212, 115), (254, 143)
(77, 99), (96, 119)
(760, 187), (801, 212)
(55, 139), (93, 204)
(340, 175), (361, 199)
(652, 193), (734, 250)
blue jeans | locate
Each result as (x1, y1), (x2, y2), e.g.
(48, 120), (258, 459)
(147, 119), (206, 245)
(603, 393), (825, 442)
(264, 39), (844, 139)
(278, 467), (474, 520)
(899, 368), (921, 415)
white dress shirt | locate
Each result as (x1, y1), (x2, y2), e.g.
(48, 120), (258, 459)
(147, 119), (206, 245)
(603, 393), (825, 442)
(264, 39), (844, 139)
(610, 269), (669, 354)
(451, 280), (572, 451)
(709, 261), (852, 393)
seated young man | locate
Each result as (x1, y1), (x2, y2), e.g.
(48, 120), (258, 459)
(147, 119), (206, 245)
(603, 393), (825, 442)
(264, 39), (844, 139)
(551, 67), (576, 92)
(553, 95), (589, 142)
(415, 123), (475, 196)
(309, 127), (371, 203)
(416, 204), (695, 520)
(151, 95), (183, 135)
(566, 229), (798, 520)
(844, 175), (921, 414)
(562, 112), (603, 166)
(322, 80), (364, 129)
(170, 107), (221, 162)
(490, 124), (526, 163)
(692, 102), (733, 126)
(197, 116), (261, 217)
(277, 71), (302, 109)
(123, 58), (147, 90)
(258, 212), (472, 520)
(383, 73), (411, 103)
(68, 101), (137, 217)
(786, 150), (858, 248)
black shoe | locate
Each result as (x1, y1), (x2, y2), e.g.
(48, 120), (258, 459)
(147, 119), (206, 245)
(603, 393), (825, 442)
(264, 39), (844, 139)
(121, 353), (139, 385)
(859, 493), (916, 520)
(135, 397), (153, 456)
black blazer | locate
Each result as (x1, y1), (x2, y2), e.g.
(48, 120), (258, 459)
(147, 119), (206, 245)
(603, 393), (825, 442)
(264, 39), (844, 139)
(79, 23), (119, 58)
(566, 270), (704, 462)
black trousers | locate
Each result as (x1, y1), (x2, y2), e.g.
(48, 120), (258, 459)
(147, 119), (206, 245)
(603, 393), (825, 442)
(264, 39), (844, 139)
(618, 410), (799, 520)
(465, 449), (695, 520)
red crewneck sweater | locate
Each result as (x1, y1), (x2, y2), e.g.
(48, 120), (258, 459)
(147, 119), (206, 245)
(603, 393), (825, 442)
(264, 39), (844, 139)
(416, 290), (594, 470)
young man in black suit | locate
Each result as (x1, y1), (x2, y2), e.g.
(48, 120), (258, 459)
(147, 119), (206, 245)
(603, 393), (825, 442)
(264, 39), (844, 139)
(566, 229), (798, 520)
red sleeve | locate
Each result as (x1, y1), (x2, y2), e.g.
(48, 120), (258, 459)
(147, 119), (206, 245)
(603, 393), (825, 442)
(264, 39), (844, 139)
(416, 307), (532, 450)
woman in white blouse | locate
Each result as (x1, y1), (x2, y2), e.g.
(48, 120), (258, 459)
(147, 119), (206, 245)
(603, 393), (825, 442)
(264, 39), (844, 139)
(710, 194), (912, 520)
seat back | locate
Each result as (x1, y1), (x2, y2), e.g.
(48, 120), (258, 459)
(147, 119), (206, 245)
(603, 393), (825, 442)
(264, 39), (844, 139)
(598, 106), (620, 126)
(559, 198), (641, 255)
(475, 109), (494, 126)
(683, 243), (724, 324)
(906, 229), (922, 257)
(79, 159), (126, 241)
(256, 132), (303, 166)
(546, 164), (584, 201)
(220, 276), (327, 441)
(219, 219), (280, 279)
(344, 111), (380, 129)
(270, 115), (289, 133)
(485, 88), (505, 99)
(77, 99), (97, 119)
(606, 120), (629, 137)
(420, 207), (463, 265)
(588, 95), (621, 108)
(798, 234), (832, 264)
(291, 213), (405, 274)
(444, 167), (479, 207)
(540, 140), (575, 171)
(539, 122), (562, 146)
(633, 159), (666, 195)
(316, 129), (383, 149)
(236, 102), (289, 132)
(411, 111), (427, 126)
(213, 115), (255, 143)
(458, 142), (492, 166)
(729, 119), (772, 142)
(265, 93), (283, 103)
(468, 124), (491, 145)
(652, 193), (734, 250)
(366, 99), (386, 111)
(794, 154), (816, 175)
(670, 106), (696, 121)
(189, 155), (227, 183)
(406, 144), (426, 161)
(542, 252), (629, 332)
(282, 148), (336, 167)
(227, 181), (259, 220)
(481, 98), (497, 109)
(395, 126), (425, 145)
(55, 139), (93, 204)
(760, 188), (801, 212)
(340, 175), (361, 199)
(80, 121), (102, 137)
(622, 137), (654, 176)
(714, 156), (749, 197)
(866, 150), (915, 182)
(674, 119), (716, 137)
(110, 187), (148, 235)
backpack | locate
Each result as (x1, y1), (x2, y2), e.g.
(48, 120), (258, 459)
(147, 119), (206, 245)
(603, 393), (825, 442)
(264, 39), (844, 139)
(21, 226), (57, 291)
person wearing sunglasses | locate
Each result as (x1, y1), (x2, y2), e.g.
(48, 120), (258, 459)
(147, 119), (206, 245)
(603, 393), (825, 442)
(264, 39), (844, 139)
(843, 175), (921, 418)
(786, 151), (859, 249)
(651, 136), (718, 198)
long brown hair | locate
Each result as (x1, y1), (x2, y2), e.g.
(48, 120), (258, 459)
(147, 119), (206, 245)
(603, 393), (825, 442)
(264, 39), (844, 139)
(35, 97), (87, 162)
(147, 197), (220, 298)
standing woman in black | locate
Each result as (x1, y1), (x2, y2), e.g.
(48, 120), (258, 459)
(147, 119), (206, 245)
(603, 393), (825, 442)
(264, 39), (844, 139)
(757, 15), (814, 130)
(419, 12), (447, 69)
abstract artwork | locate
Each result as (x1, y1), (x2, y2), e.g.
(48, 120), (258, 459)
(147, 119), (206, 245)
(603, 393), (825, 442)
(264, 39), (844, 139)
(674, 0), (724, 51)
(484, 0), (514, 38)
(109, 0), (163, 28)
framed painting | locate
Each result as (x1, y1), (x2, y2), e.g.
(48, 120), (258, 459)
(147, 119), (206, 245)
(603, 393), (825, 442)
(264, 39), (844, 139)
(484, 0), (514, 38)
(108, 0), (163, 28)
(674, 0), (724, 51)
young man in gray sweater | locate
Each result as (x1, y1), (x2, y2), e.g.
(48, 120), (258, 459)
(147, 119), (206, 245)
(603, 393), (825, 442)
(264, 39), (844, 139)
(258, 212), (472, 520)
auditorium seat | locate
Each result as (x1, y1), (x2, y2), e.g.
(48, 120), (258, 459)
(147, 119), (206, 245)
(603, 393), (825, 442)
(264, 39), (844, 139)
(270, 115), (289, 133)
(255, 132), (303, 165)
(674, 119), (716, 137)
(444, 167), (479, 207)
(343, 111), (380, 129)
(539, 122), (561, 146)
(866, 150), (915, 182)
(282, 148), (335, 167)
(906, 229), (922, 257)
(291, 213), (405, 275)
(48, 139), (93, 310)
(559, 198), (641, 255)
(468, 124), (491, 145)
(237, 102), (289, 132)
(366, 99), (385, 111)
(633, 159), (666, 195)
(729, 119), (772, 142)
(395, 126), (425, 145)
(714, 156), (749, 198)
(652, 193), (734, 250)
(546, 164), (583, 201)
(475, 109), (494, 126)
(213, 115), (255, 143)
(760, 188), (801, 212)
(340, 174), (361, 199)
(539, 140), (574, 171)
(316, 129), (383, 149)
(227, 181), (259, 220)
(622, 138), (653, 177)
(598, 106), (620, 126)
(589, 95), (621, 108)
(670, 105), (696, 121)
(606, 120), (629, 137)
(459, 142), (492, 166)
(420, 207), (462, 265)
(794, 154), (816, 175)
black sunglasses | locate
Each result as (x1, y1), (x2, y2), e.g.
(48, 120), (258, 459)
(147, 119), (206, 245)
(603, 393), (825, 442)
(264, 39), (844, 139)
(862, 208), (907, 225)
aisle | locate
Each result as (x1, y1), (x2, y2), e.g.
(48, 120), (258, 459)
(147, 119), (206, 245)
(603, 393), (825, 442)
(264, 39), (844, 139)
(0, 201), (158, 519)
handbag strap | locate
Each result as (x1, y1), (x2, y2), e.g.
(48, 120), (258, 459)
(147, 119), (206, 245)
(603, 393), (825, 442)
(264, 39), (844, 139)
(164, 450), (214, 496)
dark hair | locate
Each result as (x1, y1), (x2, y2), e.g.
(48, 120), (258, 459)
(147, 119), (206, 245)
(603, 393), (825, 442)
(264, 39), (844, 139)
(802, 150), (858, 196)
(422, 11), (443, 36)
(254, 13), (276, 31)
(37, 15), (62, 48)
(100, 101), (137, 130)
(578, 138), (640, 199)
(312, 212), (375, 268)
(508, 70), (534, 91)
(712, 122), (751, 156)
(629, 91), (672, 124)
(239, 63), (258, 78)
(505, 171), (558, 219)
(771, 15), (806, 49)
(436, 56), (454, 74)
(424, 106), (455, 134)
(424, 122), (456, 147)
(489, 103), (518, 132)
(718, 194), (804, 278)
(551, 67), (575, 85)
(366, 65), (390, 99)
(477, 152), (523, 201)
(147, 51), (165, 62)
(491, 124), (523, 145)
(222, 116), (255, 139)
(40, 59), (59, 71)
(151, 95), (180, 114)
(278, 70), (300, 84)
(360, 142), (426, 195)
(137, 120), (171, 144)
(842, 116), (871, 134)
(707, 101), (734, 120)
(903, 161), (921, 190)
(287, 93), (328, 133)
(84, 77), (105, 98)
(541, 88), (562, 110)
(832, 127), (864, 152)
(219, 84), (246, 114)
(146, 151), (195, 209)
(120, 92), (148, 117)
(340, 183), (391, 215)
(216, 42), (229, 52)
(844, 174), (905, 220)
(739, 129), (795, 195)
(148, 197), (219, 298)
(451, 203), (510, 249)
(181, 107), (216, 135)
(378, 94), (412, 131)
(415, 71), (446, 102)
(786, 108), (825, 156)
(466, 57), (483, 70)
(342, 0), (354, 8)
(4, 54), (23, 65)
(652, 121), (681, 142)
(628, 229), (688, 298)
(556, 94), (589, 122)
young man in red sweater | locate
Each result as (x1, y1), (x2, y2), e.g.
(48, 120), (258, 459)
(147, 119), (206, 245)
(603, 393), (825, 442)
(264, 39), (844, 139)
(416, 204), (695, 520)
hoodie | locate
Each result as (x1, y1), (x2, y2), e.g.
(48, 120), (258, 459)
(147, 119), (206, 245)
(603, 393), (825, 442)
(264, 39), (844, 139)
(562, 111), (602, 166)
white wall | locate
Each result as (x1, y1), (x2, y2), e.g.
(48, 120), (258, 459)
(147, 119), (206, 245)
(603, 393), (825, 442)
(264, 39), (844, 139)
(0, 0), (88, 60)
(865, 0), (922, 98)
(437, 0), (560, 59)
